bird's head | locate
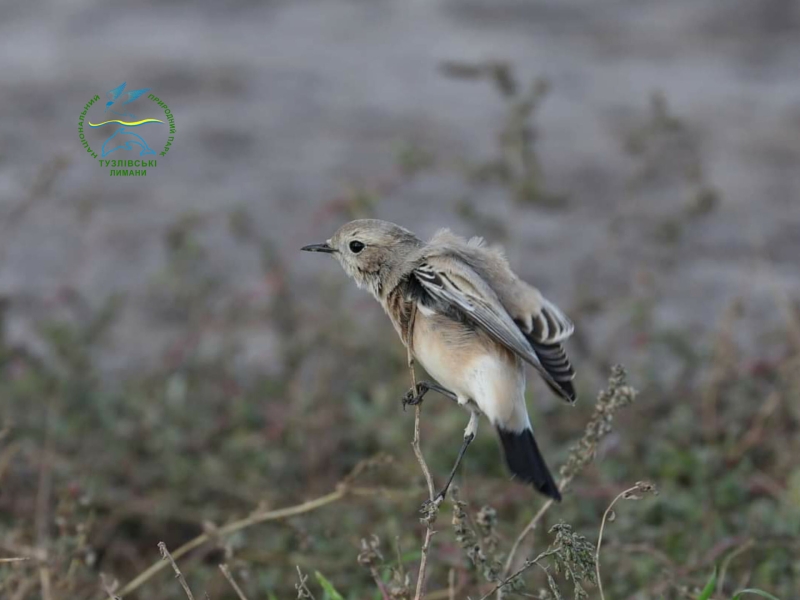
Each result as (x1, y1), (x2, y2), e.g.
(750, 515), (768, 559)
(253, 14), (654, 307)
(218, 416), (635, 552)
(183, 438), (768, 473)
(302, 219), (422, 296)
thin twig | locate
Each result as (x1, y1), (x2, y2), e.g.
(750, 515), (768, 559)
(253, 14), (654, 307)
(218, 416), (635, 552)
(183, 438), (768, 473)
(407, 303), (439, 600)
(448, 568), (456, 600)
(504, 366), (638, 584)
(413, 400), (437, 600)
(369, 566), (391, 600)
(0, 557), (30, 563)
(425, 590), (456, 600)
(0, 440), (20, 487)
(411, 393), (435, 501)
(38, 566), (52, 600)
(219, 564), (250, 600)
(158, 542), (195, 600)
(726, 392), (780, 464)
(100, 573), (122, 600)
(295, 566), (317, 600)
(502, 478), (567, 579)
(702, 301), (740, 442)
(481, 548), (559, 600)
(34, 396), (56, 600)
(717, 539), (755, 594)
(596, 485), (638, 600)
(10, 577), (37, 600)
(118, 485), (349, 596)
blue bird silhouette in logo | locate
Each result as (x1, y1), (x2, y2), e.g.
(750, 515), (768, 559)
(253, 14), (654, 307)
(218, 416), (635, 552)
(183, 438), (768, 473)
(90, 82), (163, 158)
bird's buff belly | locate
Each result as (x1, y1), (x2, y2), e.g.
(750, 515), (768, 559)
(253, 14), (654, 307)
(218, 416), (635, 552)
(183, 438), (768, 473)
(411, 312), (528, 430)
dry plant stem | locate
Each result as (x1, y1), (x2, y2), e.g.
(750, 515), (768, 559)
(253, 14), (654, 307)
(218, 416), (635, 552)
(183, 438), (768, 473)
(218, 564), (250, 600)
(412, 398), (437, 600)
(158, 542), (195, 600)
(595, 485), (639, 600)
(717, 539), (755, 594)
(482, 548), (558, 600)
(100, 573), (122, 600)
(0, 557), (30, 563)
(502, 476), (570, 578)
(118, 487), (347, 597)
(448, 568), (456, 600)
(38, 566), (53, 600)
(503, 365), (637, 586)
(726, 392), (780, 464)
(410, 388), (435, 500)
(369, 567), (392, 600)
(0, 441), (22, 487)
(424, 591), (455, 600)
(295, 566), (317, 600)
(701, 301), (739, 442)
(407, 303), (438, 600)
(36, 398), (55, 600)
(10, 578), (37, 600)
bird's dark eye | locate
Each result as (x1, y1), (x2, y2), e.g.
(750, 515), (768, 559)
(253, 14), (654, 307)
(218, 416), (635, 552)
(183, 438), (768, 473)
(349, 240), (365, 254)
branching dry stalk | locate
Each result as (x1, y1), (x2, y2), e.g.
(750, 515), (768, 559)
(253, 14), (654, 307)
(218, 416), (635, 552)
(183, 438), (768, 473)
(219, 564), (250, 600)
(501, 487), (561, 584)
(100, 573), (121, 600)
(481, 548), (559, 600)
(118, 475), (358, 597)
(159, 542), (195, 600)
(596, 482), (658, 600)
(502, 366), (637, 582)
(295, 566), (317, 600)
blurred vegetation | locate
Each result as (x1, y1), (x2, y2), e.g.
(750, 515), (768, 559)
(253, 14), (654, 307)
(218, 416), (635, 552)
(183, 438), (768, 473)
(1, 64), (798, 600)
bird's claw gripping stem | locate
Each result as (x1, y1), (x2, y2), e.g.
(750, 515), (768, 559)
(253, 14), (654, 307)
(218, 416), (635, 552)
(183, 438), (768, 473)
(402, 382), (431, 411)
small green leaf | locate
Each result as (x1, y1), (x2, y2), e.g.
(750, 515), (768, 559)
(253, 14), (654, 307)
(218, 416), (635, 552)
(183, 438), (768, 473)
(731, 590), (781, 600)
(315, 571), (345, 600)
(697, 568), (717, 600)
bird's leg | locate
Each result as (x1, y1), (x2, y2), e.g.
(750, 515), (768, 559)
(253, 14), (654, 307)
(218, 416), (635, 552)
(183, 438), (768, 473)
(424, 411), (479, 508)
(402, 381), (458, 411)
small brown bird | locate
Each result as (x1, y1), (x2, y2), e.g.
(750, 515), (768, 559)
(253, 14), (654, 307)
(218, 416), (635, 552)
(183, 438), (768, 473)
(302, 220), (576, 502)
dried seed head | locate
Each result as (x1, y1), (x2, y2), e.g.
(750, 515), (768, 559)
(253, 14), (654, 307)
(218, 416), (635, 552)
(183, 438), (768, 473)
(357, 535), (383, 569)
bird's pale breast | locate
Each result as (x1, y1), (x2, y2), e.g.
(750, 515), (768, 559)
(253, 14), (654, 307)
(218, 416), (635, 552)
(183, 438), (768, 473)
(412, 309), (529, 432)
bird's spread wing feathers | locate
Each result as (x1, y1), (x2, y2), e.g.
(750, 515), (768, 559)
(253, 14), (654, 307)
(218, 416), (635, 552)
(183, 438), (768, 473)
(414, 262), (540, 363)
(107, 82), (126, 102)
(528, 296), (574, 344)
(124, 88), (151, 105)
(412, 254), (576, 402)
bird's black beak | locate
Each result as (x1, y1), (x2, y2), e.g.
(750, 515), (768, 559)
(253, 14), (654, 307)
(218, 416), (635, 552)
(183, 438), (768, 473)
(301, 243), (336, 254)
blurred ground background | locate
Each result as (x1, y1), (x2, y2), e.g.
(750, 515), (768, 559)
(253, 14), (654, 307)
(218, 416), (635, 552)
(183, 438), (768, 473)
(1, 0), (799, 598)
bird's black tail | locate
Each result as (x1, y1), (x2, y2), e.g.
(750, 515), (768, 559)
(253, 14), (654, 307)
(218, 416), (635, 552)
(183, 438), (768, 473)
(497, 427), (561, 501)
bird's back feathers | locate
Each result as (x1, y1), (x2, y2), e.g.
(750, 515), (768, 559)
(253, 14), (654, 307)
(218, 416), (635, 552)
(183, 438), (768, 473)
(411, 228), (577, 402)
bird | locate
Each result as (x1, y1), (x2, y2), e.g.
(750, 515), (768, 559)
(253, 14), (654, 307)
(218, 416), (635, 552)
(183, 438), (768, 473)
(301, 219), (576, 502)
(104, 82), (152, 120)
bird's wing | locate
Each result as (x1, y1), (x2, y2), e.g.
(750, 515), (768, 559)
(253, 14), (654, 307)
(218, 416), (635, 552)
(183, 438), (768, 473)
(123, 88), (151, 105)
(412, 255), (574, 402)
(107, 82), (126, 102)
(522, 294), (574, 344)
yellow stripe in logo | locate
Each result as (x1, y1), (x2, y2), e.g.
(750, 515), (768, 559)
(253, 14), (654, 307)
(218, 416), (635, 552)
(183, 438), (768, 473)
(87, 118), (164, 127)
